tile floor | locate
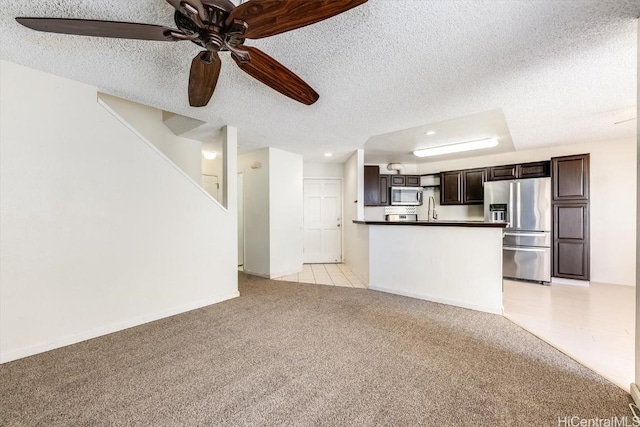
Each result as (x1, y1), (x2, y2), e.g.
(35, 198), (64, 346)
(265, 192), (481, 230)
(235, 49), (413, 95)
(503, 279), (634, 392)
(273, 264), (367, 288)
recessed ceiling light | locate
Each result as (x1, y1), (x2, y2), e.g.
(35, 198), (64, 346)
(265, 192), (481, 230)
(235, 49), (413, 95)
(324, 153), (333, 157)
(202, 150), (217, 160)
(413, 138), (498, 158)
(426, 131), (436, 136)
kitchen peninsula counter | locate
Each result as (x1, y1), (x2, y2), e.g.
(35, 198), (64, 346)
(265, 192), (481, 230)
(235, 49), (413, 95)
(353, 220), (507, 228)
(351, 220), (505, 314)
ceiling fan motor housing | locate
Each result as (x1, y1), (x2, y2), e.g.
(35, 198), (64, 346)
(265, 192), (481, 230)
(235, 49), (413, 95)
(175, 0), (240, 52)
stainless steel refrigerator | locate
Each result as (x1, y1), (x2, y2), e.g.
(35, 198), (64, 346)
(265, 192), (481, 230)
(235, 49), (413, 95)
(484, 177), (551, 283)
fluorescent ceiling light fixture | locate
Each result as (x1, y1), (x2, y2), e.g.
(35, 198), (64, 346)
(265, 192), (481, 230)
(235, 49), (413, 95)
(426, 131), (436, 136)
(324, 153), (333, 157)
(413, 138), (498, 158)
(202, 150), (217, 160)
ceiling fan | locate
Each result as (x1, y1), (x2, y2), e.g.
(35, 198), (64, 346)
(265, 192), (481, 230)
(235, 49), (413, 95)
(15, 0), (367, 107)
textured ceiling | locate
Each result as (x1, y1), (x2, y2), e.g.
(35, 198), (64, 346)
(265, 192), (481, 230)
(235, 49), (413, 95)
(1, 0), (639, 163)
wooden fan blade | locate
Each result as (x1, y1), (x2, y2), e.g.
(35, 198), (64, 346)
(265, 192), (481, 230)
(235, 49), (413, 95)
(189, 51), (222, 107)
(15, 18), (184, 41)
(166, 0), (208, 22)
(232, 46), (318, 105)
(226, 0), (367, 39)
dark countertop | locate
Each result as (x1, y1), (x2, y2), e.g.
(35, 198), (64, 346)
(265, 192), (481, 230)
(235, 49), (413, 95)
(352, 220), (508, 228)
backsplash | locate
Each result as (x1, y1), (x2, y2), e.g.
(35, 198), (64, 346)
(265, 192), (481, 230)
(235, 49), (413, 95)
(364, 187), (484, 221)
(419, 188), (484, 221)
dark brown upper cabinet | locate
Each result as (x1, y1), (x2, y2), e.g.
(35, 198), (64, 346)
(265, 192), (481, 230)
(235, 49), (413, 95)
(441, 168), (487, 205)
(390, 175), (406, 186)
(364, 166), (391, 206)
(463, 168), (486, 204)
(379, 175), (390, 206)
(405, 175), (421, 186)
(488, 164), (517, 181)
(440, 171), (463, 205)
(364, 165), (381, 206)
(388, 175), (420, 187)
(487, 161), (550, 181)
(518, 161), (551, 179)
(552, 154), (589, 201)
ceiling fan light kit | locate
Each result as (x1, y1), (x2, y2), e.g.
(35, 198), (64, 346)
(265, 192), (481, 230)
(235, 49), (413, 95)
(413, 138), (499, 158)
(16, 0), (367, 107)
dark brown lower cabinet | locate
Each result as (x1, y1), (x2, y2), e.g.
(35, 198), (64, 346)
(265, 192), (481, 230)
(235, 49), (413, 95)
(552, 202), (589, 280)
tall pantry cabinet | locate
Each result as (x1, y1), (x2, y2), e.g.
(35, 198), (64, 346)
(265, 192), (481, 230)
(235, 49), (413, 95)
(551, 154), (590, 281)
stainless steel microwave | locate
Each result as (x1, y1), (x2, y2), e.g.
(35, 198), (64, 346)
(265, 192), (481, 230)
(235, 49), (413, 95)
(390, 186), (423, 206)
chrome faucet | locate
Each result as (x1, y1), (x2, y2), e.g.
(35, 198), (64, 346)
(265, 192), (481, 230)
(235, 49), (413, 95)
(427, 196), (438, 222)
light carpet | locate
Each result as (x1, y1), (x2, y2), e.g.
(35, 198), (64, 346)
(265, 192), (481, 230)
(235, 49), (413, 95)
(0, 272), (633, 426)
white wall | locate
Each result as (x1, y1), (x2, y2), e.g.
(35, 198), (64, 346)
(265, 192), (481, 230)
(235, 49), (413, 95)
(98, 93), (203, 183)
(303, 162), (344, 178)
(343, 150), (369, 282)
(270, 148), (304, 277)
(634, 18), (639, 394)
(202, 139), (224, 203)
(0, 60), (238, 363)
(413, 138), (636, 286)
(238, 148), (303, 278)
(238, 149), (271, 276)
(377, 163), (419, 175)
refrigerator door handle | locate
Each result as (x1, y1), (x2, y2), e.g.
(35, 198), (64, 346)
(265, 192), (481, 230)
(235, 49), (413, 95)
(504, 246), (547, 252)
(508, 181), (514, 227)
(516, 181), (521, 228)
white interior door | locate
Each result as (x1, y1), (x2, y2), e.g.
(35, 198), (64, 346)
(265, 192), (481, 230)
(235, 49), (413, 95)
(202, 174), (219, 200)
(304, 179), (342, 263)
(237, 173), (244, 266)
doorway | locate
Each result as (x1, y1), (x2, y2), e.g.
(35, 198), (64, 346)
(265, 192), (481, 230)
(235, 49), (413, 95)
(202, 174), (219, 201)
(237, 173), (244, 267)
(303, 179), (342, 263)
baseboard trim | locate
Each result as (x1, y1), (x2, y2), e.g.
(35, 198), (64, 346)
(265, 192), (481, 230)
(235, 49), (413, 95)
(368, 285), (502, 315)
(551, 277), (590, 287)
(269, 269), (302, 280)
(631, 383), (640, 405)
(242, 270), (270, 279)
(0, 291), (239, 364)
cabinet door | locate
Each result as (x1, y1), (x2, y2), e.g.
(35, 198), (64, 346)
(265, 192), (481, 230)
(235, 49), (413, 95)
(553, 203), (589, 280)
(379, 175), (390, 206)
(440, 171), (463, 205)
(364, 165), (380, 206)
(405, 175), (420, 186)
(518, 161), (550, 179)
(463, 168), (486, 204)
(552, 154), (589, 201)
(390, 175), (406, 186)
(488, 165), (517, 181)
